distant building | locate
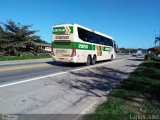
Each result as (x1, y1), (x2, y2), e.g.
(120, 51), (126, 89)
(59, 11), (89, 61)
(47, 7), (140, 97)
(35, 43), (51, 52)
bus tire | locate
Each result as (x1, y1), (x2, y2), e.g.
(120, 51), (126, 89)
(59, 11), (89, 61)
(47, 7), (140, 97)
(86, 55), (91, 66)
(110, 54), (113, 61)
(91, 55), (96, 65)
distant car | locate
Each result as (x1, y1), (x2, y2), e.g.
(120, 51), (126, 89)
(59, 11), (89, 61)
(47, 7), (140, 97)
(137, 54), (143, 58)
(136, 50), (143, 56)
(137, 54), (141, 56)
(132, 53), (137, 56)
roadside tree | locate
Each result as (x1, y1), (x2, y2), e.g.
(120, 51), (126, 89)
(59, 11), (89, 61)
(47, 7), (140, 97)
(0, 20), (44, 56)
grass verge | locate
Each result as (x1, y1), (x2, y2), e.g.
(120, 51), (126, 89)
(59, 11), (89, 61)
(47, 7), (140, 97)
(83, 58), (160, 120)
(0, 55), (51, 61)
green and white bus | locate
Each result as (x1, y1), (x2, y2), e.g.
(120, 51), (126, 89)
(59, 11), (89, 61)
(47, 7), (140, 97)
(51, 23), (117, 65)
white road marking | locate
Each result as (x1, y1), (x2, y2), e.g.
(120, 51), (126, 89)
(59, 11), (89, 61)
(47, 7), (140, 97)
(72, 101), (98, 120)
(80, 101), (98, 114)
(0, 58), (127, 88)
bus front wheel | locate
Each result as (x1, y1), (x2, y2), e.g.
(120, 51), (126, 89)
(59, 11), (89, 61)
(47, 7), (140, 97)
(110, 55), (113, 61)
(86, 55), (91, 66)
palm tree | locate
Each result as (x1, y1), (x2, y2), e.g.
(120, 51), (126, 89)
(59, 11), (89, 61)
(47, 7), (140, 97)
(155, 36), (160, 47)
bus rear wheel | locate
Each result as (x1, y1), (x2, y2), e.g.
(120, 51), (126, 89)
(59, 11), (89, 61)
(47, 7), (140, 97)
(86, 55), (91, 66)
(91, 55), (96, 65)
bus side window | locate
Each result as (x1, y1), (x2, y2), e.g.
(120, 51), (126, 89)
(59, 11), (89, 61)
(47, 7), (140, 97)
(104, 38), (109, 46)
(78, 27), (85, 41)
(101, 37), (105, 45)
(88, 31), (93, 42)
(91, 34), (96, 43)
(108, 39), (111, 46)
(108, 38), (113, 47)
(84, 31), (89, 42)
(96, 35), (101, 44)
(110, 40), (113, 47)
(78, 27), (89, 42)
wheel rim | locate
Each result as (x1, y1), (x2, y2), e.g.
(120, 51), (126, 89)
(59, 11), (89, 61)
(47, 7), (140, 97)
(92, 56), (96, 64)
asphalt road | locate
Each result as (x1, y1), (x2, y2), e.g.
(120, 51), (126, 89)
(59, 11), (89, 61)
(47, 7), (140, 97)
(0, 55), (143, 120)
(0, 55), (127, 86)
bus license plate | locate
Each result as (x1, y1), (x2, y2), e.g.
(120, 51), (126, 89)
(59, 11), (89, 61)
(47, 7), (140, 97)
(60, 58), (65, 60)
(56, 50), (67, 53)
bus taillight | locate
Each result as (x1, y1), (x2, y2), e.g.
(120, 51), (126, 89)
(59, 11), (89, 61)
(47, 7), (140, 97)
(71, 46), (76, 57)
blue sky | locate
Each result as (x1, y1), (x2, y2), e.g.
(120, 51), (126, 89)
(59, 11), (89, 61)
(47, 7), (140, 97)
(0, 0), (160, 48)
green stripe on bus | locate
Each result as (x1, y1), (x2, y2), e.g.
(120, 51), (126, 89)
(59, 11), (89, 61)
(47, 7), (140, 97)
(52, 42), (111, 51)
(52, 42), (94, 50)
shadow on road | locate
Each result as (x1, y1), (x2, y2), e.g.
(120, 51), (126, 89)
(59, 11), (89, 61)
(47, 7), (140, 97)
(46, 61), (85, 67)
(56, 66), (129, 100)
(46, 60), (111, 67)
(45, 58), (130, 107)
(127, 58), (144, 61)
(126, 64), (138, 67)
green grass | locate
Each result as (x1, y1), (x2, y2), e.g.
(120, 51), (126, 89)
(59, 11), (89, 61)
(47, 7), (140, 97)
(0, 55), (51, 61)
(83, 58), (160, 120)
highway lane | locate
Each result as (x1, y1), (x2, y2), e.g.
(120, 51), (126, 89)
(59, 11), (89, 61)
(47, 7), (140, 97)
(0, 62), (78, 85)
(0, 55), (128, 86)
